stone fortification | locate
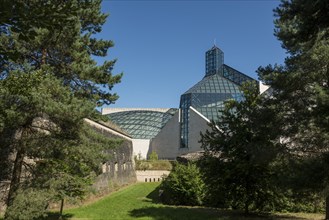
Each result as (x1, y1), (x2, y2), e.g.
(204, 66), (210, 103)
(85, 119), (136, 194)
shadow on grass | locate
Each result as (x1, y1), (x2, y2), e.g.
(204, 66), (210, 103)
(42, 212), (74, 220)
(145, 183), (162, 203)
(133, 185), (310, 220)
(130, 206), (312, 220)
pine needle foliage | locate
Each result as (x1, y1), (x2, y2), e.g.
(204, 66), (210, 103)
(0, 1), (122, 219)
(257, 0), (329, 217)
(200, 82), (283, 213)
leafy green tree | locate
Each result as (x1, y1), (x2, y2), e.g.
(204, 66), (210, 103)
(200, 82), (283, 214)
(0, 1), (122, 218)
(160, 162), (205, 206)
(257, 0), (329, 217)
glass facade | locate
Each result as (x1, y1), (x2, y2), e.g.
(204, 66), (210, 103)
(205, 46), (224, 77)
(106, 109), (177, 139)
(223, 64), (255, 86)
(179, 46), (257, 148)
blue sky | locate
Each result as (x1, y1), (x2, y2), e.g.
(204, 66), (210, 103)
(98, 0), (286, 108)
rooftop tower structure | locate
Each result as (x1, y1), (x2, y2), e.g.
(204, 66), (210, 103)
(205, 45), (224, 77)
(179, 45), (256, 148)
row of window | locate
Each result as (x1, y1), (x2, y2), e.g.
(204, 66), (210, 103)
(101, 162), (131, 173)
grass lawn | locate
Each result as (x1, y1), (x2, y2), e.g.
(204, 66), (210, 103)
(58, 182), (325, 220)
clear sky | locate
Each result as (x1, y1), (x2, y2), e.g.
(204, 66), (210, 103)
(97, 0), (286, 108)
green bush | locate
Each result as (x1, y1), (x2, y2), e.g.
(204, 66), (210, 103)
(160, 162), (205, 206)
(135, 160), (172, 171)
(4, 188), (50, 220)
(149, 151), (158, 161)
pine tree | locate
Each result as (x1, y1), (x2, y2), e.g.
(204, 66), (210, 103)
(200, 82), (283, 213)
(0, 1), (122, 218)
(257, 0), (329, 217)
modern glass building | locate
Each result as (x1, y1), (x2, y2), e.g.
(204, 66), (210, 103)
(102, 45), (258, 159)
(106, 109), (177, 139)
(179, 45), (256, 148)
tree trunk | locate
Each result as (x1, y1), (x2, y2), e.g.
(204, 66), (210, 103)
(325, 196), (329, 220)
(59, 198), (64, 219)
(41, 48), (47, 65)
(244, 173), (250, 215)
(244, 201), (249, 215)
(4, 147), (25, 219)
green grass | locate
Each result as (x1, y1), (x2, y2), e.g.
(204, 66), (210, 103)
(59, 182), (325, 220)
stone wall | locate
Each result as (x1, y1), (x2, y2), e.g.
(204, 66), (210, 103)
(93, 140), (136, 193)
(85, 119), (137, 194)
(0, 119), (137, 213)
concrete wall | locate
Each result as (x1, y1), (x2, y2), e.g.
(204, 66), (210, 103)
(132, 139), (151, 160)
(187, 107), (210, 152)
(150, 111), (180, 160)
(150, 108), (209, 159)
(136, 170), (170, 182)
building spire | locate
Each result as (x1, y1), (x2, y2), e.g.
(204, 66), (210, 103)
(205, 43), (224, 77)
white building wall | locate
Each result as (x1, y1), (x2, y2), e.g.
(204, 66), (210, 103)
(150, 108), (210, 159)
(99, 107), (211, 160)
(259, 81), (270, 94)
(186, 107), (210, 153)
(149, 111), (180, 160)
(132, 139), (150, 160)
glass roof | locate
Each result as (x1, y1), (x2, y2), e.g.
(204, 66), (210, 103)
(106, 109), (177, 139)
(179, 45), (257, 148)
(181, 64), (257, 121)
(181, 73), (244, 120)
(223, 64), (255, 86)
(183, 73), (241, 95)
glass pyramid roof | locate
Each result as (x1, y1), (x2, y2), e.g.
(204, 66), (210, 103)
(183, 71), (241, 95)
(181, 73), (243, 120)
(181, 63), (257, 121)
(179, 45), (257, 148)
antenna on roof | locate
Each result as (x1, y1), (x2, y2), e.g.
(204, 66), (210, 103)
(214, 38), (217, 47)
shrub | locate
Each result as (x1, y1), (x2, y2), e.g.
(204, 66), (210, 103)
(149, 151), (158, 161)
(5, 188), (50, 220)
(135, 159), (172, 171)
(160, 162), (205, 206)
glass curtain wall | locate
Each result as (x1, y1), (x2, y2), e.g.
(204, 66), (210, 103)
(107, 109), (177, 139)
(179, 46), (257, 148)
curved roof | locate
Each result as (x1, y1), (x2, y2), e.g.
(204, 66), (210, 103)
(106, 109), (177, 139)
